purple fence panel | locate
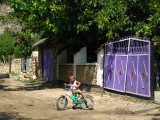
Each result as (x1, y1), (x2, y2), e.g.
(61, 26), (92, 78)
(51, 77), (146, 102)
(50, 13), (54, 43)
(126, 56), (138, 93)
(114, 56), (127, 91)
(137, 55), (150, 96)
(47, 49), (54, 82)
(43, 49), (48, 81)
(42, 48), (54, 82)
(104, 36), (152, 98)
(104, 55), (115, 89)
(105, 44), (113, 54)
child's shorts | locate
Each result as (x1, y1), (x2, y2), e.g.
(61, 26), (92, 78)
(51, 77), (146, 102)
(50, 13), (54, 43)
(72, 89), (79, 96)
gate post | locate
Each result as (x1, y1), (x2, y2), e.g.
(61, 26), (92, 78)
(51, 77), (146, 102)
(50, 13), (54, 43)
(150, 41), (154, 101)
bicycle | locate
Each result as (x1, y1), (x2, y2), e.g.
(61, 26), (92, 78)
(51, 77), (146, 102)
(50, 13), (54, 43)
(56, 85), (94, 110)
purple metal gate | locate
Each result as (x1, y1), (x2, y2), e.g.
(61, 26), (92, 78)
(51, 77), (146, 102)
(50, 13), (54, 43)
(104, 36), (152, 97)
(42, 48), (54, 81)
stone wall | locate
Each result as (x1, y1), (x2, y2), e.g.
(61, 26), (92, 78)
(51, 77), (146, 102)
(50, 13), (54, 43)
(0, 62), (9, 73)
(59, 64), (74, 82)
(76, 64), (97, 85)
(23, 57), (37, 79)
(11, 59), (21, 74)
(59, 63), (97, 85)
(11, 57), (38, 80)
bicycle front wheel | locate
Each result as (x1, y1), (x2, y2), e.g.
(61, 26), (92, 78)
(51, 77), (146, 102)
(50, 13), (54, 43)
(56, 96), (68, 110)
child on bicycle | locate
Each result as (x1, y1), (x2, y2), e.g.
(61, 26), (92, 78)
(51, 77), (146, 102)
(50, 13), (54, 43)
(64, 75), (86, 101)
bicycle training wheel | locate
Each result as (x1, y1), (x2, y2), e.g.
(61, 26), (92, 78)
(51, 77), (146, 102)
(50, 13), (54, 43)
(56, 96), (68, 110)
(80, 96), (94, 110)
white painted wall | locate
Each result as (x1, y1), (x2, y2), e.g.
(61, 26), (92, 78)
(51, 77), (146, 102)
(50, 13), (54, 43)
(97, 49), (104, 87)
(57, 49), (68, 79)
(74, 47), (87, 64)
(31, 51), (38, 58)
(73, 47), (87, 77)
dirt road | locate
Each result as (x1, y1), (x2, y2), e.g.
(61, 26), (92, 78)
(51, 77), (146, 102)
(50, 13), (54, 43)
(0, 76), (160, 120)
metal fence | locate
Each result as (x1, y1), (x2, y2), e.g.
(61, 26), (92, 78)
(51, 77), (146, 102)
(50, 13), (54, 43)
(104, 36), (153, 98)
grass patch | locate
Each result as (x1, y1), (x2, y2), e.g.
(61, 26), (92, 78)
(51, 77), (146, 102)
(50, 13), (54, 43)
(16, 78), (22, 82)
(16, 77), (38, 83)
(23, 78), (38, 83)
(10, 72), (18, 76)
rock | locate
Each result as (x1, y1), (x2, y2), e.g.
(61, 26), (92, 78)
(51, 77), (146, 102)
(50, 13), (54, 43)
(32, 75), (37, 80)
(24, 73), (30, 78)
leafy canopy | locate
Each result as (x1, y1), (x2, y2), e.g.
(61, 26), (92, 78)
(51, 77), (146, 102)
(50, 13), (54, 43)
(0, 28), (16, 56)
(0, 28), (40, 58)
(6, 0), (160, 46)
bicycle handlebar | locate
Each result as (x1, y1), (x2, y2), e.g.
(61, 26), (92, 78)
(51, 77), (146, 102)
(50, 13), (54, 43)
(64, 84), (77, 90)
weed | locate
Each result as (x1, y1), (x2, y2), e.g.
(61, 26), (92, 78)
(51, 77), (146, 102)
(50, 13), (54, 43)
(10, 72), (18, 76)
(24, 78), (38, 83)
(16, 78), (22, 82)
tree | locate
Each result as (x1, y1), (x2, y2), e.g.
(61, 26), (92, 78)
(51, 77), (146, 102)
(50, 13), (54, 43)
(0, 28), (16, 57)
(6, 0), (160, 43)
(0, 28), (39, 59)
(14, 30), (38, 59)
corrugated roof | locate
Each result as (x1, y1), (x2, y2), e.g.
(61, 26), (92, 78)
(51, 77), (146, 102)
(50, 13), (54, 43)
(32, 38), (48, 48)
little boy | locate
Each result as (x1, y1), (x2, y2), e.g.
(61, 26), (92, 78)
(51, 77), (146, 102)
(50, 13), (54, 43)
(64, 75), (86, 101)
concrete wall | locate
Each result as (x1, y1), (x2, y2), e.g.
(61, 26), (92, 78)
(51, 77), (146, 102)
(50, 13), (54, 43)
(11, 58), (21, 74)
(97, 49), (104, 87)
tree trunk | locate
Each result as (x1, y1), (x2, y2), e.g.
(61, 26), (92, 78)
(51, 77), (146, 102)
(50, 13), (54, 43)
(9, 55), (12, 73)
(3, 55), (6, 64)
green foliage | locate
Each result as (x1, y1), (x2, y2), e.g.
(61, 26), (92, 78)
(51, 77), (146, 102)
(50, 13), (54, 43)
(6, 0), (160, 49)
(0, 28), (39, 58)
(0, 0), (5, 4)
(0, 28), (16, 56)
(16, 77), (38, 83)
(24, 78), (38, 83)
(10, 72), (18, 76)
(14, 31), (35, 58)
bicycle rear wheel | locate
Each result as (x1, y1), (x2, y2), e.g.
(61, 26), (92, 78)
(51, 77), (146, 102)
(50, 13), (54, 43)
(56, 96), (68, 110)
(80, 96), (94, 110)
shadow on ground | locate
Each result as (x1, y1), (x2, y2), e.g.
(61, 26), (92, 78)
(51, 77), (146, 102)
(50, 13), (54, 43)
(0, 78), (62, 91)
(0, 79), (103, 93)
(0, 112), (31, 120)
(145, 112), (160, 120)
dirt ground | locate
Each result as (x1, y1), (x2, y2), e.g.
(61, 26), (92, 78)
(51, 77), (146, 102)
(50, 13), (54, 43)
(0, 76), (160, 120)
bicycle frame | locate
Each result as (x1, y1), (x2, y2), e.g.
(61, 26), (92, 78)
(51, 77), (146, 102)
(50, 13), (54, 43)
(64, 85), (84, 104)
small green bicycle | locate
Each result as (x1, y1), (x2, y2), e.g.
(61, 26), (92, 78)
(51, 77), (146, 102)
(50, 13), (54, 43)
(56, 85), (94, 110)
